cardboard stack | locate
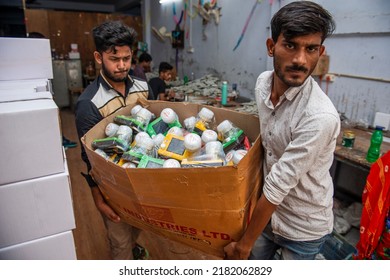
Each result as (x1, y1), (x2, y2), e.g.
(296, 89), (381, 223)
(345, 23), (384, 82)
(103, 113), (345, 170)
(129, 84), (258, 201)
(82, 100), (263, 257)
(0, 38), (76, 259)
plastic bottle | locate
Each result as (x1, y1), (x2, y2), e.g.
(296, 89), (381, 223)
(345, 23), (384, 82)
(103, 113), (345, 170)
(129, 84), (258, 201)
(184, 133), (202, 153)
(205, 141), (224, 159)
(366, 126), (384, 163)
(123, 133), (155, 163)
(193, 107), (215, 135)
(136, 108), (153, 126)
(221, 81), (228, 106)
(105, 123), (119, 137)
(94, 148), (109, 159)
(232, 149), (248, 165)
(147, 108), (181, 137)
(217, 120), (246, 153)
(121, 162), (137, 168)
(152, 133), (165, 148)
(184, 116), (197, 132)
(201, 129), (218, 144)
(167, 126), (184, 137)
(163, 159), (181, 168)
(116, 125), (133, 144)
(131, 105), (143, 118)
(161, 108), (182, 128)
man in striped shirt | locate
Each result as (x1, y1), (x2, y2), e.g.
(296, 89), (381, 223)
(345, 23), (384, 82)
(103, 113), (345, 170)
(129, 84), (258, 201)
(75, 20), (153, 260)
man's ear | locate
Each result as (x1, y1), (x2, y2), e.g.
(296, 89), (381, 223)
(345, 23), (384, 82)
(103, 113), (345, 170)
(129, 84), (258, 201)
(266, 38), (275, 57)
(94, 51), (102, 65)
(319, 45), (325, 56)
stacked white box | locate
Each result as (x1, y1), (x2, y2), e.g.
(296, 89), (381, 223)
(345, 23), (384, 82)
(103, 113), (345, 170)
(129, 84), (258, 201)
(0, 163), (75, 248)
(0, 231), (76, 260)
(373, 112), (390, 131)
(0, 37), (76, 260)
(0, 38), (53, 81)
(0, 99), (65, 185)
(0, 79), (53, 102)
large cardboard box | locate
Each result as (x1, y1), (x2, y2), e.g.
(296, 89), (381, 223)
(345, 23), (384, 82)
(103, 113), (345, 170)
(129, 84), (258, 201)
(82, 101), (263, 257)
(0, 161), (75, 248)
(0, 99), (64, 185)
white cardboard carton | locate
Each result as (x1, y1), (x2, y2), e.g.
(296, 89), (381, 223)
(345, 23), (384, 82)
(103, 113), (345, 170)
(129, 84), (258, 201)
(373, 112), (390, 131)
(0, 162), (75, 248)
(0, 99), (65, 185)
(0, 231), (76, 260)
(0, 38), (53, 81)
(0, 79), (53, 103)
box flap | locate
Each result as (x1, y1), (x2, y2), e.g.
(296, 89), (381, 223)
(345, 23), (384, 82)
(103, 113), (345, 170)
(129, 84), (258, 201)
(0, 38), (53, 81)
(0, 79), (53, 103)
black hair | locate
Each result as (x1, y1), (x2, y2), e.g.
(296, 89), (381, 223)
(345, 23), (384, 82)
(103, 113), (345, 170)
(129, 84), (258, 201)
(92, 20), (136, 53)
(271, 1), (335, 43)
(138, 52), (152, 63)
(159, 62), (173, 73)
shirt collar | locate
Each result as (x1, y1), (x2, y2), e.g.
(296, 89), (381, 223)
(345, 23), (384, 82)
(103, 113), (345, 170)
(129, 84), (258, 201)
(256, 70), (311, 106)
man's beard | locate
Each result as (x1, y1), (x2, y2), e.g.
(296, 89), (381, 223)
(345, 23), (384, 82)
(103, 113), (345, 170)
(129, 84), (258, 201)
(274, 56), (311, 88)
(101, 62), (127, 83)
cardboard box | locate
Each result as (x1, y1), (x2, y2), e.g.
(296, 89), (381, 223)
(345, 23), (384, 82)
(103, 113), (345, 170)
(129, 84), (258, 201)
(373, 112), (390, 131)
(0, 231), (76, 260)
(0, 79), (52, 103)
(82, 101), (263, 257)
(0, 99), (64, 185)
(0, 161), (75, 248)
(0, 38), (53, 81)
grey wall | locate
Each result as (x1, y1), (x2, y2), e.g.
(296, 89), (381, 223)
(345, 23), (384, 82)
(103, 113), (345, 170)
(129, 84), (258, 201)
(144, 0), (390, 125)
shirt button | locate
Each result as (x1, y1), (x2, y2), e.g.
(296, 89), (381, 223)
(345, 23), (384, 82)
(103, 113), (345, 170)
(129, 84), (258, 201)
(268, 152), (272, 156)
(271, 112), (275, 116)
(269, 131), (272, 136)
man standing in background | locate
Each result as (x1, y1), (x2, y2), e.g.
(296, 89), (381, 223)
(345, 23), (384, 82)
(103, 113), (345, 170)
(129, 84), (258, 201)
(132, 52), (153, 81)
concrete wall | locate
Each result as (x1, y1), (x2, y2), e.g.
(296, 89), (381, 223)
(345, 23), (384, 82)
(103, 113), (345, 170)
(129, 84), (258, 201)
(144, 0), (390, 125)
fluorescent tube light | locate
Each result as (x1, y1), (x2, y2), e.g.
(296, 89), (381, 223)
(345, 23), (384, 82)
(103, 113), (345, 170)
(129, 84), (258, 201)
(159, 0), (181, 4)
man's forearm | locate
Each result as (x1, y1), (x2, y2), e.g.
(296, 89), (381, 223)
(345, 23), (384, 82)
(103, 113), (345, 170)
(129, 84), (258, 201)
(238, 194), (277, 251)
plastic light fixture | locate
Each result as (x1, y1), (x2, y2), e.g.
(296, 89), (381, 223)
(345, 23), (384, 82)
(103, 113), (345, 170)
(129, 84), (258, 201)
(159, 0), (181, 3)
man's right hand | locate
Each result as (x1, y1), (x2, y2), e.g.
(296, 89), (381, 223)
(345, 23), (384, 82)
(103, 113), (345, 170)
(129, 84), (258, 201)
(224, 241), (251, 260)
(91, 187), (121, 223)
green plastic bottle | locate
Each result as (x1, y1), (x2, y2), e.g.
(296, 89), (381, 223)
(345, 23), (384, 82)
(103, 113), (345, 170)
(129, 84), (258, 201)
(366, 126), (384, 163)
(221, 81), (228, 106)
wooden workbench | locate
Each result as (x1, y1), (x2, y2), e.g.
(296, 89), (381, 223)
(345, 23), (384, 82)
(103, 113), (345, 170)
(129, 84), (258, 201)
(335, 126), (390, 170)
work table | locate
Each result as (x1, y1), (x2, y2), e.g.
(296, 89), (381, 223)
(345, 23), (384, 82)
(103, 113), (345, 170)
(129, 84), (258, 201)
(176, 94), (390, 172)
(335, 126), (390, 170)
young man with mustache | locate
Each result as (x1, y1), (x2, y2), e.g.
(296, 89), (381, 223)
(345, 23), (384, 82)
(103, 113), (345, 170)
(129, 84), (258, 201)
(224, 1), (340, 260)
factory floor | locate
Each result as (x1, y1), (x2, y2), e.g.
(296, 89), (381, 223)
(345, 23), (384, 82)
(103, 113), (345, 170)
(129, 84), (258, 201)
(60, 108), (219, 260)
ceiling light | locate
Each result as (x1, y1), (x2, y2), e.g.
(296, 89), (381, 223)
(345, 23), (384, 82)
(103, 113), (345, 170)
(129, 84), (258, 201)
(159, 0), (181, 4)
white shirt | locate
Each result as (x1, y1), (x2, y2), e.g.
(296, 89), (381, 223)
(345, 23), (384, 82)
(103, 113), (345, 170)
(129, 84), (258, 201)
(255, 71), (340, 241)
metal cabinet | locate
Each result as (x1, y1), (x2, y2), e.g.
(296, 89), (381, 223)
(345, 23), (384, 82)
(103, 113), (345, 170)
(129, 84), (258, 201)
(52, 60), (83, 108)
